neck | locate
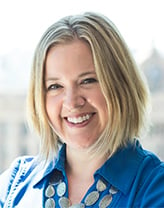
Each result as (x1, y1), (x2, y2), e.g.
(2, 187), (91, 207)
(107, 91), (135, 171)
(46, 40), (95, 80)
(66, 145), (108, 179)
(65, 145), (108, 204)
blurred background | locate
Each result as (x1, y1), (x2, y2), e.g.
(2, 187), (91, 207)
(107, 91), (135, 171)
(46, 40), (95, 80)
(0, 0), (164, 173)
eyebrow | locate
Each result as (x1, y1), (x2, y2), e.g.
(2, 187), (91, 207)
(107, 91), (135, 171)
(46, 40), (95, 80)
(79, 71), (96, 77)
(45, 71), (96, 82)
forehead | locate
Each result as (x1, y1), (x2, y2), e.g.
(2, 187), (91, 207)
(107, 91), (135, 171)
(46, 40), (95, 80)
(47, 40), (93, 61)
(45, 40), (95, 77)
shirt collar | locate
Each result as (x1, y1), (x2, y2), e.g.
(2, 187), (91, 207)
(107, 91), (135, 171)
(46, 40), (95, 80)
(33, 140), (143, 195)
(95, 140), (143, 195)
(33, 144), (66, 188)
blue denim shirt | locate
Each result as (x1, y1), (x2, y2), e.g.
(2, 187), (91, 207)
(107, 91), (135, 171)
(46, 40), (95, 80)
(0, 140), (164, 207)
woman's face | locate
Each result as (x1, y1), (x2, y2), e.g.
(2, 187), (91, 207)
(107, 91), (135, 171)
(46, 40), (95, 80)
(45, 40), (108, 149)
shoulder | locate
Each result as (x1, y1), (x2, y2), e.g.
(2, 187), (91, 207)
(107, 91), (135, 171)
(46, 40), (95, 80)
(133, 140), (164, 183)
(139, 162), (164, 207)
(0, 156), (37, 205)
(136, 141), (164, 172)
(0, 155), (36, 181)
(4, 156), (37, 178)
(10, 155), (35, 170)
(134, 141), (164, 207)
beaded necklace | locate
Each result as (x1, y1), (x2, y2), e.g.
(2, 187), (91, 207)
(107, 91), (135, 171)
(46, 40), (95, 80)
(44, 177), (118, 208)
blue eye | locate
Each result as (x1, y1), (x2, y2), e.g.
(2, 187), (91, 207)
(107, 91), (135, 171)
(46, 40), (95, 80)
(47, 84), (62, 91)
(82, 78), (97, 84)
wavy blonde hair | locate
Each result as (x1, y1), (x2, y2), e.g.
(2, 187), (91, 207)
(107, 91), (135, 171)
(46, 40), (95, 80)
(27, 12), (151, 160)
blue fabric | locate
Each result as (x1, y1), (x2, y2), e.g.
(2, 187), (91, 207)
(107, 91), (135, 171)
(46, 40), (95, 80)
(0, 140), (164, 207)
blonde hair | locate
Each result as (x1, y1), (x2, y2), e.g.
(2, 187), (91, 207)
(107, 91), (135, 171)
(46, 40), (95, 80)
(27, 12), (151, 160)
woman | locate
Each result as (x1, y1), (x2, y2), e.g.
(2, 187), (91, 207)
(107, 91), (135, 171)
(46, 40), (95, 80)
(0, 12), (164, 208)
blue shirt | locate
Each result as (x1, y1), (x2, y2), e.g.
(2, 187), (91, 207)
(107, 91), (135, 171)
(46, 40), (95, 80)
(0, 140), (164, 207)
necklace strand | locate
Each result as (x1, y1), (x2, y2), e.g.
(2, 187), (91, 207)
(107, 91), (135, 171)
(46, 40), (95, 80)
(44, 179), (118, 208)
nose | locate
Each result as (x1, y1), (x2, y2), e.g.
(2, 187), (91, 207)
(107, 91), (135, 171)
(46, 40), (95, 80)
(63, 88), (86, 111)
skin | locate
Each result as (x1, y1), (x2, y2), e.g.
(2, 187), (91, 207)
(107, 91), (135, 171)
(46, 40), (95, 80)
(45, 40), (108, 150)
(45, 39), (109, 203)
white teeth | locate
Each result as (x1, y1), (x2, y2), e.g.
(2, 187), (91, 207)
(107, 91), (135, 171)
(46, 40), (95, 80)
(67, 114), (91, 124)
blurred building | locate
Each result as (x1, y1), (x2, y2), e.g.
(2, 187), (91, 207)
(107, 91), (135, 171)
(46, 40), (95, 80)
(0, 94), (39, 173)
(0, 47), (164, 172)
(140, 48), (164, 159)
(142, 48), (164, 92)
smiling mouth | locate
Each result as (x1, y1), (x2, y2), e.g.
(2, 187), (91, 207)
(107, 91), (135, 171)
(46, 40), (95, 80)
(66, 113), (94, 124)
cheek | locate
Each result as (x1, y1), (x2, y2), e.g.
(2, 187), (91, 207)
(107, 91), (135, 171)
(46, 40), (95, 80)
(94, 90), (107, 108)
(45, 96), (59, 121)
(95, 91), (108, 119)
(46, 100), (51, 119)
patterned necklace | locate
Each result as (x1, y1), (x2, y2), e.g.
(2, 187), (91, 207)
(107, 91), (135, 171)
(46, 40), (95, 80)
(44, 178), (118, 208)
